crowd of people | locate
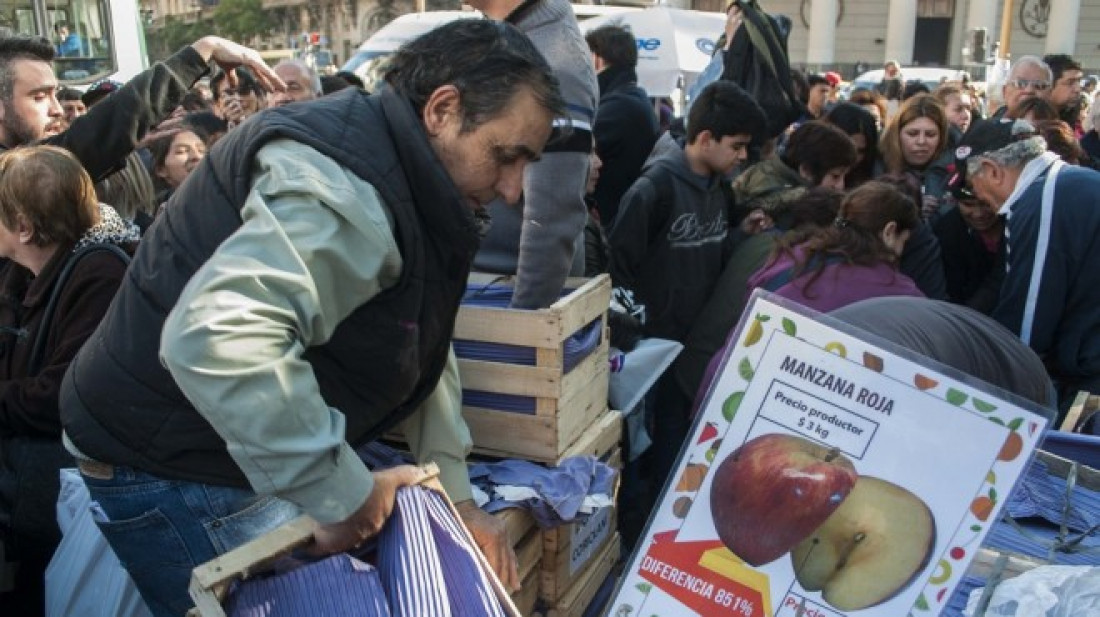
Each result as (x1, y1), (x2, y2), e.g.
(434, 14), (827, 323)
(0, 0), (1095, 615)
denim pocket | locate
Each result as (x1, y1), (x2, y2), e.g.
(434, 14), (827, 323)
(202, 494), (300, 555)
(94, 506), (198, 617)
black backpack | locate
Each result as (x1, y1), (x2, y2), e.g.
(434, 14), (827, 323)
(720, 0), (804, 140)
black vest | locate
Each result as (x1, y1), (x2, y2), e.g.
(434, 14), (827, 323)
(61, 89), (481, 487)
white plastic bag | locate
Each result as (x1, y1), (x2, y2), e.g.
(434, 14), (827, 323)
(965, 565), (1100, 616)
(608, 338), (683, 413)
(45, 468), (153, 617)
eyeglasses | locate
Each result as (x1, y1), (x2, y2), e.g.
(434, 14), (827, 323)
(1008, 79), (1051, 91)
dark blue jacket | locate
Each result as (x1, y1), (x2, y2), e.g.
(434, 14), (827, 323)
(994, 158), (1100, 401)
(592, 66), (659, 226)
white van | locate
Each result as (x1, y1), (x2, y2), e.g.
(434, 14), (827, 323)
(341, 5), (639, 90)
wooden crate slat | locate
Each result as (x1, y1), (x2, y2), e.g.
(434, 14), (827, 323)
(459, 358), (563, 398)
(536, 343), (608, 416)
(558, 410), (621, 462)
(462, 361), (609, 463)
(546, 275), (612, 340)
(455, 307), (565, 348)
(456, 274), (611, 348)
(462, 408), (561, 461)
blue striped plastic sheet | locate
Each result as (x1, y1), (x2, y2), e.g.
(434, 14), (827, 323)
(942, 575), (987, 617)
(226, 554), (392, 617)
(456, 281), (605, 414)
(981, 455), (1100, 566)
(1040, 431), (1100, 469)
(379, 485), (507, 617)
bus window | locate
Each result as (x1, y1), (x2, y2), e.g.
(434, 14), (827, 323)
(0, 0), (146, 85)
(48, 0), (113, 82)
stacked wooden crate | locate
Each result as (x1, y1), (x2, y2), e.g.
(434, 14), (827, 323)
(452, 273), (613, 464)
(457, 273), (623, 616)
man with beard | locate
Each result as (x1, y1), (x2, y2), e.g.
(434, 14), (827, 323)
(0, 32), (283, 182)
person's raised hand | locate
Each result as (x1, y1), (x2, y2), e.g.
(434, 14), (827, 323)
(307, 465), (427, 557)
(191, 36), (286, 95)
(455, 499), (520, 592)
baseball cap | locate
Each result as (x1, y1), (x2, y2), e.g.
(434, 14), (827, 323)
(947, 119), (1039, 199)
(824, 71), (842, 88)
(81, 79), (122, 107)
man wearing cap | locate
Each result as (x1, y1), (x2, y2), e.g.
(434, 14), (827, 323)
(953, 118), (1100, 417)
(0, 32), (283, 182)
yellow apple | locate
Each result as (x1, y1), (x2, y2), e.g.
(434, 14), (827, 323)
(790, 476), (936, 611)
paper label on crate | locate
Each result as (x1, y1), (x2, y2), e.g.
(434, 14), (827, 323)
(569, 505), (613, 576)
(608, 292), (1051, 617)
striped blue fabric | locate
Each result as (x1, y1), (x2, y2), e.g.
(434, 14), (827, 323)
(379, 485), (506, 617)
(226, 486), (506, 617)
(226, 554), (391, 617)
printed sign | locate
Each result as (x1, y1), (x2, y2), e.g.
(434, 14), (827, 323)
(608, 292), (1050, 616)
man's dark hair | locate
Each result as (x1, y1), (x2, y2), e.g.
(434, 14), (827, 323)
(210, 67), (263, 101)
(182, 111), (227, 143)
(686, 80), (766, 144)
(321, 75), (351, 96)
(902, 80), (930, 100)
(781, 120), (858, 184)
(57, 86), (83, 102)
(1043, 54), (1081, 81)
(335, 70), (365, 89)
(806, 74), (830, 89)
(585, 25), (637, 69)
(0, 36), (55, 100)
(385, 20), (562, 132)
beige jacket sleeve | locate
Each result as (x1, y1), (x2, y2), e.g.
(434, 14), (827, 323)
(161, 139), (472, 522)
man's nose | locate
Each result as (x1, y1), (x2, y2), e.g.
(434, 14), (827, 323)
(497, 165), (525, 206)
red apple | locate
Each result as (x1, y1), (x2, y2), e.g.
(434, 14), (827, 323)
(710, 433), (858, 566)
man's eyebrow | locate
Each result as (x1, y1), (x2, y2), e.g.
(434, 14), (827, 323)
(28, 85), (56, 95)
(493, 144), (541, 163)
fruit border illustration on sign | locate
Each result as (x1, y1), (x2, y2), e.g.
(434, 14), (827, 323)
(609, 292), (1049, 616)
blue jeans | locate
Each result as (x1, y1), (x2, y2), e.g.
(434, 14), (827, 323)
(81, 465), (300, 617)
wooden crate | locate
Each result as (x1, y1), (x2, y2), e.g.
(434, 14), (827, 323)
(539, 496), (618, 603)
(535, 534), (620, 617)
(455, 274), (612, 463)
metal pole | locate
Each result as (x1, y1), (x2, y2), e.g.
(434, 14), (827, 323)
(998, 0), (1014, 59)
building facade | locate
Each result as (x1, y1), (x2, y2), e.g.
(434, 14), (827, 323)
(768, 0), (1100, 75)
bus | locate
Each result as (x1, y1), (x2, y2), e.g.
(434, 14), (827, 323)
(4, 0), (149, 87)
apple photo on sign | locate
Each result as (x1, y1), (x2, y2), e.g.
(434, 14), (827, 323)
(710, 433), (858, 566)
(710, 433), (935, 611)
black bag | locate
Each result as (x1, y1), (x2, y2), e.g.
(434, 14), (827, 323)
(720, 0), (804, 140)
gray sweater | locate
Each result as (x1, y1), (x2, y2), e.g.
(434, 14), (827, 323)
(472, 0), (598, 309)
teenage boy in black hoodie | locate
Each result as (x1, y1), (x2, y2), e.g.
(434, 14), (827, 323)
(609, 80), (765, 538)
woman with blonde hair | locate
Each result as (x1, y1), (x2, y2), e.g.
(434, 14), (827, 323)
(0, 146), (139, 613)
(878, 93), (952, 220)
(747, 181), (925, 312)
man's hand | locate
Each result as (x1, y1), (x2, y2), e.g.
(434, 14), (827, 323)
(455, 499), (520, 592)
(191, 36), (286, 95)
(308, 465), (427, 556)
(740, 208), (773, 235)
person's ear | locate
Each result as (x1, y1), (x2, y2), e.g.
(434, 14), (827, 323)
(422, 85), (462, 137)
(880, 220), (898, 245)
(16, 216), (34, 245)
(798, 163), (815, 184)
